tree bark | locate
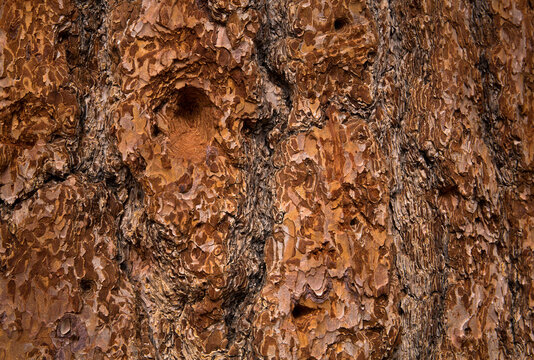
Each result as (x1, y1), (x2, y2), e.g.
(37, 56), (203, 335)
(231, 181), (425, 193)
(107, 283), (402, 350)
(0, 0), (532, 359)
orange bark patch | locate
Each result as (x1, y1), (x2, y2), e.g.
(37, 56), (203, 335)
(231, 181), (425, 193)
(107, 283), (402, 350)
(154, 86), (221, 163)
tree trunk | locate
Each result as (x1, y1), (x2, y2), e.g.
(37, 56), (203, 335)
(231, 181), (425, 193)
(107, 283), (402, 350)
(0, 0), (532, 359)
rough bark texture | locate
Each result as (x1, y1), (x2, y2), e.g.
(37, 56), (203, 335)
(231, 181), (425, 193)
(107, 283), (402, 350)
(0, 0), (533, 359)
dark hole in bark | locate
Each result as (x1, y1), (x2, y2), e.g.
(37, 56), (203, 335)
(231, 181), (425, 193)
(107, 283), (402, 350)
(79, 278), (94, 292)
(152, 122), (162, 137)
(292, 303), (315, 318)
(119, 261), (128, 272)
(334, 17), (350, 31)
(57, 29), (70, 44)
(438, 183), (458, 196)
(174, 86), (208, 123)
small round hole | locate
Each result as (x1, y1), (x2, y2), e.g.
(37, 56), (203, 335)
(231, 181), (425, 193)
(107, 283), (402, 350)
(334, 17), (350, 31)
(174, 86), (207, 124)
(79, 278), (94, 292)
(291, 303), (315, 319)
(152, 123), (162, 137)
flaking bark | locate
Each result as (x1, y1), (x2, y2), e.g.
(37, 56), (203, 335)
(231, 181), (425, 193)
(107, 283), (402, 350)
(0, 0), (532, 359)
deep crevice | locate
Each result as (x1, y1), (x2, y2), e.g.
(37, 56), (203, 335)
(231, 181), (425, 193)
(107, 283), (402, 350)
(291, 303), (315, 319)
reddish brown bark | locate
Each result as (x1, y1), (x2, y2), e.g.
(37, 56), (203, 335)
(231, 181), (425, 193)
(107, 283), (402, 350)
(0, 0), (532, 359)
